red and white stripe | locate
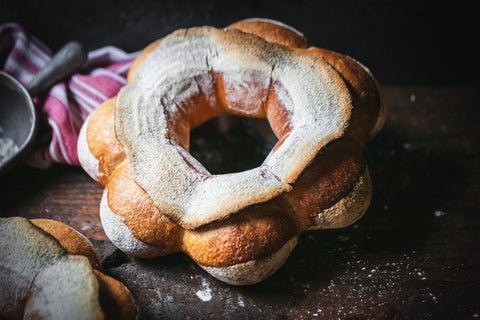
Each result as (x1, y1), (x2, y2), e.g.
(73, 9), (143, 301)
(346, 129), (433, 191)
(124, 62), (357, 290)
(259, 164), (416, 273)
(0, 23), (138, 167)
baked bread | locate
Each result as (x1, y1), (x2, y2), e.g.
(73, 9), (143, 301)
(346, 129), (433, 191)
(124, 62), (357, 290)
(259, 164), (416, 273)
(0, 217), (138, 320)
(77, 18), (386, 285)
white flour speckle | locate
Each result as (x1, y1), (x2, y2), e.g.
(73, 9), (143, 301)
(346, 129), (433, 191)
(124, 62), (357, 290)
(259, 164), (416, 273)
(410, 94), (416, 102)
(237, 295), (245, 307)
(196, 278), (212, 302)
(434, 210), (446, 217)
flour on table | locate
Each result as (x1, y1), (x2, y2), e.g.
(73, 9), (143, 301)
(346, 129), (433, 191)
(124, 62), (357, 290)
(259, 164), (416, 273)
(0, 126), (19, 165)
(195, 278), (212, 302)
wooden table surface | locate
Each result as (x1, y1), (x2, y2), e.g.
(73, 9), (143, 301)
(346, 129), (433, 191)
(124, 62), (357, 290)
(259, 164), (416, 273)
(1, 84), (479, 319)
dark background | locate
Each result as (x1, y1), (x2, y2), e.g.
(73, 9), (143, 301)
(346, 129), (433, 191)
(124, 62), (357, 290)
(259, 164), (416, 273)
(1, 1), (479, 319)
(0, 0), (477, 86)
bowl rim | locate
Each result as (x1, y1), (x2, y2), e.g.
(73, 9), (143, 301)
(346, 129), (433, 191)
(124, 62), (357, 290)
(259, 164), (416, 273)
(0, 71), (38, 177)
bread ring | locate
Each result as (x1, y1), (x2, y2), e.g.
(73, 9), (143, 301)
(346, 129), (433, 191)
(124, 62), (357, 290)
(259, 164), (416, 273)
(78, 18), (386, 285)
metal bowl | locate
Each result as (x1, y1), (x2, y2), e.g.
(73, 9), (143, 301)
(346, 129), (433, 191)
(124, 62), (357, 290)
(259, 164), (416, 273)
(0, 72), (38, 177)
(0, 41), (87, 178)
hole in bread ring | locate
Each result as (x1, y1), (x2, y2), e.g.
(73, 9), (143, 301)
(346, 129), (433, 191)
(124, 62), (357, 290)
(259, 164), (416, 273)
(115, 26), (353, 229)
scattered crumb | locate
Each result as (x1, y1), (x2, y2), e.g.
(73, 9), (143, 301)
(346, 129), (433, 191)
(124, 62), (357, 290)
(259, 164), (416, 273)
(237, 296), (245, 307)
(196, 278), (212, 302)
(434, 210), (446, 217)
(294, 244), (433, 319)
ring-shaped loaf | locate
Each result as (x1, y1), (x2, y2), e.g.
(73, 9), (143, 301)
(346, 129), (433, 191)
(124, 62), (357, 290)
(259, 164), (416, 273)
(78, 18), (386, 285)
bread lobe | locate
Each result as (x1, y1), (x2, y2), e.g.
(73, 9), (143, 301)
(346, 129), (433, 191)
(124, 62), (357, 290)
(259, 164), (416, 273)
(200, 237), (298, 286)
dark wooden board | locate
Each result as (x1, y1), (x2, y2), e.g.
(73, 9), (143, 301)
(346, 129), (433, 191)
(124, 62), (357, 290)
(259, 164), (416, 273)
(1, 85), (479, 319)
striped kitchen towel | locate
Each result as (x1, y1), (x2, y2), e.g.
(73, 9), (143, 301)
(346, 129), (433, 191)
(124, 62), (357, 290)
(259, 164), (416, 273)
(0, 22), (138, 168)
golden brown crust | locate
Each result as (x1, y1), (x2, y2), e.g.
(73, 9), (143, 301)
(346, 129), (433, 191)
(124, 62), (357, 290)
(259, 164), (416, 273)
(86, 97), (125, 185)
(284, 138), (366, 230)
(184, 203), (298, 267)
(31, 218), (102, 271)
(94, 270), (138, 320)
(311, 168), (372, 229)
(106, 161), (184, 255)
(199, 237), (298, 285)
(229, 18), (308, 49)
(309, 47), (385, 143)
